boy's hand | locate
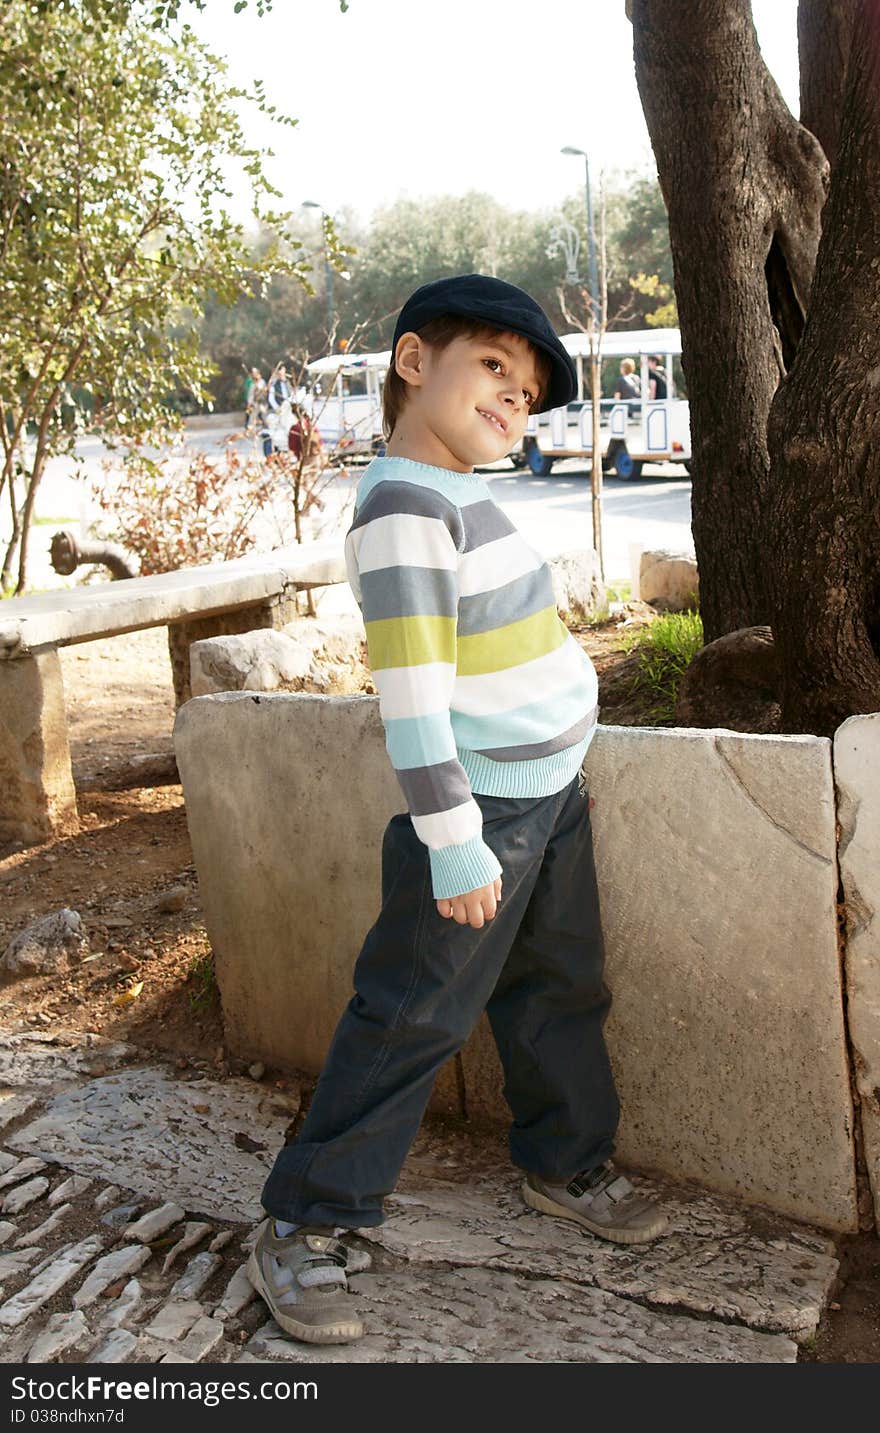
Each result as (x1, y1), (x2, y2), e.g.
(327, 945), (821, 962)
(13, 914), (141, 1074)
(436, 877), (502, 930)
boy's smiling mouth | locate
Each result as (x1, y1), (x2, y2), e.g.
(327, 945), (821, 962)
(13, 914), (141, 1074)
(477, 408), (508, 434)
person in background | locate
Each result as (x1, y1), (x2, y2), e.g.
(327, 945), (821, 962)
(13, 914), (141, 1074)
(244, 366), (266, 432)
(647, 355), (668, 401)
(613, 358), (640, 402)
(268, 364), (294, 412)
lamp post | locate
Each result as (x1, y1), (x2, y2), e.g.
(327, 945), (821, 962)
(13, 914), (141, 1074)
(302, 200), (334, 339)
(560, 147), (599, 332)
(561, 145), (604, 577)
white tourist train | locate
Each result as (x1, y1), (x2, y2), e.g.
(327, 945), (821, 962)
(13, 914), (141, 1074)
(518, 327), (691, 479)
(266, 328), (690, 478)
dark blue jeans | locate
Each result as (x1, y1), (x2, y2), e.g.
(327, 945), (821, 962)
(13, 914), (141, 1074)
(261, 775), (620, 1228)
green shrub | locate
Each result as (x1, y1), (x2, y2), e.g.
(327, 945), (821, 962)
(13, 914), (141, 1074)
(623, 610), (704, 722)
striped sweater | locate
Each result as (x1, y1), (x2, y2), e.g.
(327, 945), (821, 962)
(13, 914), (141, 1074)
(344, 456), (599, 899)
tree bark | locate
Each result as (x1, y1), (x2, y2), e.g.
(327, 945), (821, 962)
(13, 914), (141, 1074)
(798, 0), (857, 167)
(766, 0), (880, 734)
(632, 0), (828, 642)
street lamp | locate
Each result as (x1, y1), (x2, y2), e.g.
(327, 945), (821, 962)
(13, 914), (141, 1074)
(302, 200), (334, 338)
(560, 146), (599, 331)
(561, 146), (604, 578)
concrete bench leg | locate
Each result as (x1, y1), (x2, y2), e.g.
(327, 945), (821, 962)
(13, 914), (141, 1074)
(0, 650), (78, 848)
(167, 594), (301, 707)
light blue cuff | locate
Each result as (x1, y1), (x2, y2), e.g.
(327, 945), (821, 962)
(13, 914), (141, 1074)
(429, 836), (503, 901)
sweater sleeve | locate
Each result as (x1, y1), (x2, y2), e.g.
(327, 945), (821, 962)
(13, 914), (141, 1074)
(345, 482), (502, 900)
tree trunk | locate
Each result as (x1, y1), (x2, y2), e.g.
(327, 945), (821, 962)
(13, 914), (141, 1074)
(632, 0), (828, 642)
(766, 0), (880, 735)
(798, 0), (857, 168)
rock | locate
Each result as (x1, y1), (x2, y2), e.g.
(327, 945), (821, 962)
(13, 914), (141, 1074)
(143, 1298), (203, 1342)
(27, 1309), (91, 1364)
(74, 1244), (152, 1308)
(638, 549), (700, 612)
(0, 1157), (47, 1193)
(674, 625), (781, 734)
(215, 1264), (256, 1321)
(125, 1202), (185, 1243)
(248, 1062), (265, 1082)
(547, 550), (605, 623)
(100, 1202), (143, 1231)
(15, 1204), (72, 1248)
(155, 886), (188, 914)
(0, 1246), (43, 1283)
(93, 752), (179, 791)
(98, 1277), (145, 1330)
(87, 1327), (139, 1363)
(1, 1177), (50, 1215)
(1, 909), (89, 980)
(161, 1221), (213, 1275)
(169, 1251), (222, 1301)
(189, 616), (369, 699)
(174, 1314), (226, 1362)
(93, 1186), (122, 1211)
(0, 1234), (105, 1329)
(49, 1175), (92, 1208)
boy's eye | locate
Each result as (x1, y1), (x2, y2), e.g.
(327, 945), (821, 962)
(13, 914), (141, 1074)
(483, 358), (503, 373)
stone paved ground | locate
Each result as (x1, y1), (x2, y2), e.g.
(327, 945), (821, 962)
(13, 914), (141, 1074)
(0, 1029), (840, 1365)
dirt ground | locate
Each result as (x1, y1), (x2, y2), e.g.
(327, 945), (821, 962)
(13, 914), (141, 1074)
(0, 612), (877, 1362)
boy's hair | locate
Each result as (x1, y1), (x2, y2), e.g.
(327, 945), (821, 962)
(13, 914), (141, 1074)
(381, 314), (552, 440)
(620, 358), (636, 375)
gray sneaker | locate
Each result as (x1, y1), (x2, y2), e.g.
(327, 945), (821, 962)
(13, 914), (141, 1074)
(523, 1163), (667, 1245)
(246, 1220), (365, 1344)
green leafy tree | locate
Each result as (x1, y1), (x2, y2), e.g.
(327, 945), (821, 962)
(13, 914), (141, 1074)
(0, 0), (306, 592)
(196, 179), (677, 410)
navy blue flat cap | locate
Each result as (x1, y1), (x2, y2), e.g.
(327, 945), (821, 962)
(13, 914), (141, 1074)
(392, 273), (576, 413)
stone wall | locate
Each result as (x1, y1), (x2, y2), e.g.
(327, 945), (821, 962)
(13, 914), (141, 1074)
(175, 693), (866, 1233)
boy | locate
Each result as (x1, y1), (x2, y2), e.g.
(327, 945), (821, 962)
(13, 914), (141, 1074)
(248, 274), (666, 1346)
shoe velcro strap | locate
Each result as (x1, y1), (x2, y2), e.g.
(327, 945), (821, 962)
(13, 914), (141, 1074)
(298, 1264), (347, 1289)
(605, 1175), (633, 1201)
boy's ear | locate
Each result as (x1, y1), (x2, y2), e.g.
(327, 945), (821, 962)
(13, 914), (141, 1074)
(394, 331), (425, 388)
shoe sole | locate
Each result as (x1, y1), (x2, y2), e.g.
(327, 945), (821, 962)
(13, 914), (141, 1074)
(246, 1251), (364, 1344)
(521, 1179), (668, 1246)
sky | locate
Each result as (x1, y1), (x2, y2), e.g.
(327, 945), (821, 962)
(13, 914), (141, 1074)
(189, 0), (800, 226)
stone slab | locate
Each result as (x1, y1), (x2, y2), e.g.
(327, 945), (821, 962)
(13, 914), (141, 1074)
(364, 1162), (836, 1341)
(833, 714), (880, 1231)
(8, 1066), (293, 1222)
(173, 693), (402, 1072)
(0, 1031), (132, 1090)
(243, 1261), (797, 1364)
(175, 694), (857, 1231)
(578, 726), (856, 1230)
(0, 541), (346, 658)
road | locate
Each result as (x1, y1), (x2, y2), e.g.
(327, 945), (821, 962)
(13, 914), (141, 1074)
(5, 423), (694, 592)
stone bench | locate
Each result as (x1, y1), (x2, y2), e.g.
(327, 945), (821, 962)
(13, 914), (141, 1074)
(0, 541), (346, 848)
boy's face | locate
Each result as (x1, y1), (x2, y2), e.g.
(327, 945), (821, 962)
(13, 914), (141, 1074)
(397, 330), (543, 472)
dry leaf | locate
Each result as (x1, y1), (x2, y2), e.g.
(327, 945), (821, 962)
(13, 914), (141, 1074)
(113, 981), (144, 1007)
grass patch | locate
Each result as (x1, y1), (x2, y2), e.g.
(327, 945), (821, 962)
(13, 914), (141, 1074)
(187, 940), (218, 1009)
(622, 609), (704, 722)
